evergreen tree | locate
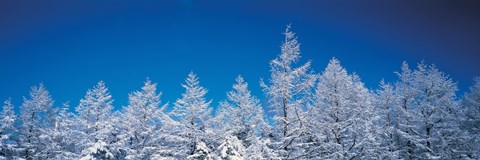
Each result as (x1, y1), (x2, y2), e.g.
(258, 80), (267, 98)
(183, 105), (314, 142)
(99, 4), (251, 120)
(460, 77), (480, 158)
(463, 77), (480, 137)
(217, 75), (269, 158)
(0, 99), (17, 159)
(48, 103), (80, 159)
(76, 81), (116, 159)
(217, 134), (244, 160)
(120, 79), (173, 159)
(312, 58), (373, 159)
(373, 81), (400, 159)
(80, 139), (115, 160)
(394, 62), (459, 159)
(170, 72), (213, 159)
(19, 84), (55, 159)
(260, 25), (316, 159)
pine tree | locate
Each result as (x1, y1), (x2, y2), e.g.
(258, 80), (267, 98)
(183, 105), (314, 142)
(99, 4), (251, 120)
(0, 99), (16, 159)
(19, 84), (55, 159)
(373, 81), (400, 159)
(216, 75), (268, 158)
(460, 77), (480, 158)
(75, 81), (116, 159)
(260, 25), (316, 159)
(217, 134), (244, 160)
(394, 61), (459, 159)
(187, 141), (216, 160)
(463, 77), (480, 136)
(120, 79), (173, 159)
(244, 135), (279, 159)
(48, 103), (81, 159)
(170, 72), (213, 158)
(80, 139), (115, 160)
(312, 58), (373, 159)
(392, 62), (418, 159)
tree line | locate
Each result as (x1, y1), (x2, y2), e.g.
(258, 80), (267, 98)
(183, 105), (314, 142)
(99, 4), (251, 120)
(1, 26), (479, 159)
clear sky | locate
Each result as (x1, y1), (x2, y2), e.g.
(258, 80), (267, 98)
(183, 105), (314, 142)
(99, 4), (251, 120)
(1, 0), (479, 112)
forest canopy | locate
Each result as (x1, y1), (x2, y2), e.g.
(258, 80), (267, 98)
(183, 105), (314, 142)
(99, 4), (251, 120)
(1, 26), (479, 160)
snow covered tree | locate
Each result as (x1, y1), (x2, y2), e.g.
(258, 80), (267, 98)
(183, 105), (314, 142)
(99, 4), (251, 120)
(260, 25), (316, 159)
(218, 76), (266, 140)
(75, 81), (117, 159)
(0, 99), (17, 159)
(18, 84), (55, 159)
(2, 24), (480, 159)
(393, 61), (459, 159)
(392, 62), (418, 159)
(47, 103), (81, 159)
(170, 72), (213, 159)
(81, 140), (115, 160)
(187, 141), (216, 160)
(351, 73), (383, 159)
(120, 79), (173, 159)
(311, 58), (374, 159)
(460, 77), (480, 158)
(463, 77), (480, 136)
(217, 134), (244, 160)
(373, 80), (400, 159)
(216, 75), (269, 158)
(244, 135), (278, 159)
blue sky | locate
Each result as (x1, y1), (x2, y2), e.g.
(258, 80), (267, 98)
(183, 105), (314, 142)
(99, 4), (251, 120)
(1, 0), (479, 112)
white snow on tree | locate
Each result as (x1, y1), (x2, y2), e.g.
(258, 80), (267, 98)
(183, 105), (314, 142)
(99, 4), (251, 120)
(260, 25), (317, 159)
(47, 103), (81, 159)
(310, 58), (374, 159)
(75, 81), (117, 159)
(373, 80), (400, 159)
(187, 141), (216, 160)
(215, 75), (270, 159)
(460, 77), (480, 159)
(119, 79), (174, 159)
(80, 139), (114, 160)
(0, 99), (16, 159)
(19, 84), (55, 159)
(244, 136), (279, 159)
(217, 134), (244, 160)
(393, 61), (461, 159)
(170, 72), (214, 159)
(0, 25), (478, 159)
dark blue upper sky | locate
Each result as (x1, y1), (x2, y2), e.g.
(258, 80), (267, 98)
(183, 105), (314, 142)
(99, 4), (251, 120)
(1, 0), (479, 111)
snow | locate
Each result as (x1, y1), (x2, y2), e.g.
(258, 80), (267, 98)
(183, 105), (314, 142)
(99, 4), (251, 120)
(0, 25), (478, 159)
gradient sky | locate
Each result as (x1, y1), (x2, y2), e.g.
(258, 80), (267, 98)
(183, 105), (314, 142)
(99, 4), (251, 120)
(1, 0), (479, 112)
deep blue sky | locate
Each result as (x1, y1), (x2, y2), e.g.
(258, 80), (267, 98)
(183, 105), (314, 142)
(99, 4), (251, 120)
(1, 0), (479, 112)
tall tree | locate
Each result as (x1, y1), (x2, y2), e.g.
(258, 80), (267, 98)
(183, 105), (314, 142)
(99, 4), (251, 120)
(216, 75), (269, 158)
(120, 79), (173, 159)
(170, 72), (214, 159)
(75, 81), (116, 159)
(463, 77), (480, 136)
(261, 25), (316, 159)
(394, 62), (459, 159)
(312, 58), (373, 159)
(460, 77), (480, 158)
(48, 103), (80, 159)
(19, 84), (55, 159)
(1, 99), (17, 159)
(373, 81), (400, 159)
